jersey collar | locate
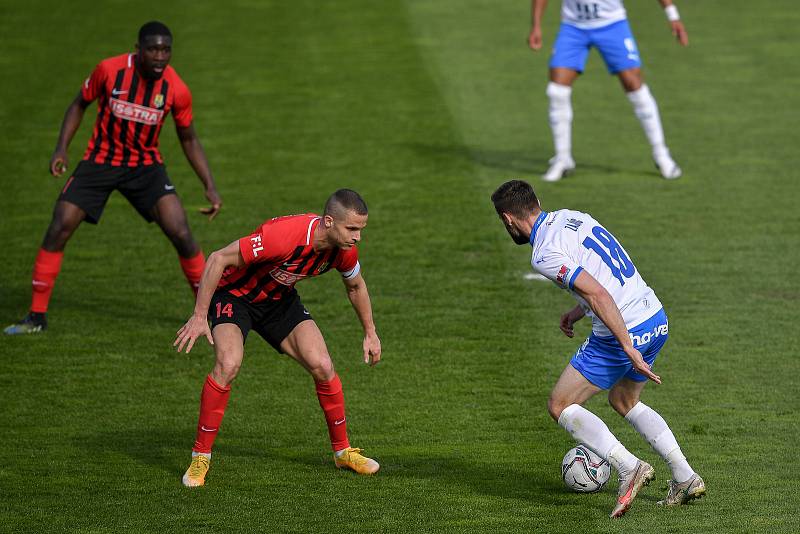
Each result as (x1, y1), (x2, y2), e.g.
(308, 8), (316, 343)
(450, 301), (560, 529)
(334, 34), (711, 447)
(529, 211), (548, 246)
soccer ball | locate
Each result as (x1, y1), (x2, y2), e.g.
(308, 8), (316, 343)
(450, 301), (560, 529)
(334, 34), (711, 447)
(561, 444), (611, 493)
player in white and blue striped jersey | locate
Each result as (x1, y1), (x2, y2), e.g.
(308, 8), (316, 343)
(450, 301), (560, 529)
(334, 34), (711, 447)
(491, 180), (705, 517)
(528, 0), (688, 181)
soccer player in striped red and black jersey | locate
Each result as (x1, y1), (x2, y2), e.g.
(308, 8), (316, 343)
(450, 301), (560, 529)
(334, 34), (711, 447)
(174, 190), (382, 486)
(4, 21), (222, 335)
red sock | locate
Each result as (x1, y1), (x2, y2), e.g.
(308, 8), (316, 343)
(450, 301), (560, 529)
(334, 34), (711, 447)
(193, 375), (231, 454)
(316, 374), (350, 451)
(179, 250), (205, 295)
(30, 248), (64, 313)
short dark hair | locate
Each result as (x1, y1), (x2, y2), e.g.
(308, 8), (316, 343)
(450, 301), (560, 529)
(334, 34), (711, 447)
(138, 21), (172, 43)
(324, 189), (368, 218)
(491, 180), (540, 219)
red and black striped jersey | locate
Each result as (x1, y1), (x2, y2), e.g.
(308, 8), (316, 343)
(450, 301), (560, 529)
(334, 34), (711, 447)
(80, 53), (193, 167)
(218, 214), (361, 303)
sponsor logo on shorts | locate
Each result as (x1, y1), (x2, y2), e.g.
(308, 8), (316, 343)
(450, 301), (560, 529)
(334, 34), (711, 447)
(629, 322), (668, 346)
(109, 97), (164, 125)
(624, 38), (640, 61)
(556, 265), (570, 286)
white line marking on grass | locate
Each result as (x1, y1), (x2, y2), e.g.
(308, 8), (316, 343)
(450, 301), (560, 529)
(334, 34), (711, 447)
(523, 273), (549, 282)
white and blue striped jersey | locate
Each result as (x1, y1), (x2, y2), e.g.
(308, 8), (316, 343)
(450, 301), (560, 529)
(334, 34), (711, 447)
(529, 210), (661, 337)
(561, 0), (627, 29)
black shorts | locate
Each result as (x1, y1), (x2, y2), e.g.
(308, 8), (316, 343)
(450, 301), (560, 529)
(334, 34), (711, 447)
(208, 289), (313, 352)
(59, 161), (177, 224)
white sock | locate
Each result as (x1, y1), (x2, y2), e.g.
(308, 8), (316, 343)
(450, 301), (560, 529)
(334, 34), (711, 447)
(558, 404), (638, 475)
(626, 84), (668, 159)
(546, 82), (573, 161)
(625, 402), (695, 483)
(192, 451), (211, 459)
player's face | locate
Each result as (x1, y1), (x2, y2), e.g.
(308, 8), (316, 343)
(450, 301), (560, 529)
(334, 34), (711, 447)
(328, 211), (367, 249)
(136, 35), (172, 79)
(500, 213), (529, 245)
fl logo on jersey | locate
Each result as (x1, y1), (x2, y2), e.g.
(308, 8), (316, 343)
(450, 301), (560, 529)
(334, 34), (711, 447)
(153, 94), (164, 109)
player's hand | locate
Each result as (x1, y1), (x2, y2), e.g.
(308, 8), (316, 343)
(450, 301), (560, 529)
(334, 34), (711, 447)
(528, 27), (543, 50)
(670, 21), (688, 46)
(174, 313), (214, 354)
(560, 311), (576, 338)
(200, 187), (222, 221)
(559, 307), (584, 338)
(50, 150), (69, 177)
(625, 346), (661, 384)
(363, 331), (381, 366)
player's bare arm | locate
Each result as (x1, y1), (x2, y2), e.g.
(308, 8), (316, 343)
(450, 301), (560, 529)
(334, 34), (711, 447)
(560, 305), (585, 338)
(571, 270), (661, 384)
(658, 0), (689, 46)
(50, 92), (91, 176)
(529, 0), (548, 50)
(342, 272), (381, 366)
(176, 123), (222, 220)
(174, 239), (244, 353)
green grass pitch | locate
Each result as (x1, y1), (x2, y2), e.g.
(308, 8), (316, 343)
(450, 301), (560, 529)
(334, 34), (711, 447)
(1, 1), (799, 532)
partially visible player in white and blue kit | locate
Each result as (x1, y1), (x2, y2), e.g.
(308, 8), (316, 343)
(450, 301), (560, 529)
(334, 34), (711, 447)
(528, 0), (688, 181)
(491, 180), (705, 518)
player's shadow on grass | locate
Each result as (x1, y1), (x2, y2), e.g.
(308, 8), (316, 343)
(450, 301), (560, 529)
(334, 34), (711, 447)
(75, 428), (194, 476)
(271, 448), (609, 512)
(69, 290), (185, 326)
(406, 142), (669, 179)
(75, 431), (660, 510)
(406, 142), (627, 177)
(406, 142), (545, 174)
(0, 288), (184, 329)
(75, 428), (286, 483)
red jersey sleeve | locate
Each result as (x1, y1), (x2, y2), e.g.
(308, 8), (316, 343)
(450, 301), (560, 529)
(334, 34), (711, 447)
(238, 222), (284, 265)
(171, 78), (193, 128)
(81, 62), (107, 103)
(336, 247), (360, 279)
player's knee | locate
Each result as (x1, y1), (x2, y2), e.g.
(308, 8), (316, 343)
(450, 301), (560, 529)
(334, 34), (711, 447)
(607, 392), (635, 417)
(308, 355), (335, 382)
(622, 79), (642, 93)
(213, 358), (241, 385)
(547, 396), (566, 422)
(170, 224), (192, 244)
(170, 227), (197, 256)
(43, 226), (70, 251)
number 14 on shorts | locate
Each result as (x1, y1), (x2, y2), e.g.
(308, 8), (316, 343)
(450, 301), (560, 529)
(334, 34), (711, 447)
(216, 302), (233, 318)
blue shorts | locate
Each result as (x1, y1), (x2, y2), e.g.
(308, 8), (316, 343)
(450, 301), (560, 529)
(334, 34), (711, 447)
(570, 309), (668, 390)
(549, 20), (642, 74)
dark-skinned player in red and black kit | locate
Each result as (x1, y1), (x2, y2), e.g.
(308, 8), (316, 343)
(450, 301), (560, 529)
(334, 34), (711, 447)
(5, 21), (222, 335)
(174, 189), (382, 486)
